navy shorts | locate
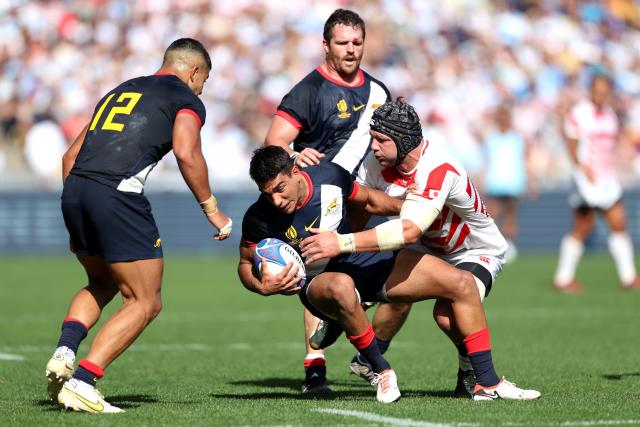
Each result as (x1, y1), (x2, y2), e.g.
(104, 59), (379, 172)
(61, 174), (162, 262)
(299, 251), (398, 321)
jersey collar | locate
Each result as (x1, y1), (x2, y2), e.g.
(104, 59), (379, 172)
(297, 171), (314, 210)
(316, 66), (365, 88)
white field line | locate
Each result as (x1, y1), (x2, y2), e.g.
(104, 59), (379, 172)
(505, 421), (640, 426)
(314, 409), (478, 427)
(0, 352), (25, 361)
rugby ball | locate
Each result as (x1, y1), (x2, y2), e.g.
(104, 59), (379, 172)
(254, 238), (306, 287)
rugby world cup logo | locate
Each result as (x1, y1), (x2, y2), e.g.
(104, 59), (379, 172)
(285, 225), (302, 245)
(337, 99), (351, 119)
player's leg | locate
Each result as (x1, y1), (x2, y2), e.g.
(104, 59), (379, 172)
(603, 201), (640, 289)
(553, 207), (596, 292)
(58, 258), (163, 413)
(302, 309), (330, 394)
(303, 272), (400, 403)
(385, 250), (539, 400)
(349, 302), (412, 383)
(46, 255), (119, 400)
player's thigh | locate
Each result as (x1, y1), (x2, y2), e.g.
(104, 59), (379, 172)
(107, 258), (164, 302)
(603, 200), (627, 232)
(76, 254), (117, 290)
(385, 249), (474, 302)
(572, 207), (597, 240)
(302, 272), (358, 320)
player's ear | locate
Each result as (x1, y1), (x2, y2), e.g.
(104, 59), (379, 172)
(189, 65), (199, 83)
(322, 39), (329, 54)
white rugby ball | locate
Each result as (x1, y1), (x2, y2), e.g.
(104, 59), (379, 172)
(254, 238), (306, 287)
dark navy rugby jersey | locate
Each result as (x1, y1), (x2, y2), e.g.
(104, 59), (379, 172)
(71, 73), (206, 193)
(241, 162), (360, 277)
(276, 67), (390, 175)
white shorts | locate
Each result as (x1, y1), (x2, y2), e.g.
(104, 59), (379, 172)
(453, 254), (504, 301)
(570, 171), (622, 210)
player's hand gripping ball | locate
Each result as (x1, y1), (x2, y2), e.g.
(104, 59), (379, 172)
(254, 238), (306, 287)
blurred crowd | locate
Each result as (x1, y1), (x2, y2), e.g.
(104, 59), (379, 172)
(1, 0), (640, 192)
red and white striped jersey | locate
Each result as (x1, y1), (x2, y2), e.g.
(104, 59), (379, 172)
(357, 139), (507, 264)
(564, 100), (619, 180)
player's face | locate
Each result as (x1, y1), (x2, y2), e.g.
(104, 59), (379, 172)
(260, 168), (303, 215)
(370, 130), (397, 167)
(323, 24), (364, 77)
(591, 77), (612, 109)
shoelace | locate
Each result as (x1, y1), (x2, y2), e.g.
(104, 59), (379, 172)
(371, 372), (393, 393)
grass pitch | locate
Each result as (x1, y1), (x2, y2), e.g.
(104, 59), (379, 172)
(0, 253), (639, 426)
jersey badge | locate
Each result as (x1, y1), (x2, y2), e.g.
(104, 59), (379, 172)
(325, 199), (339, 216)
(337, 99), (352, 119)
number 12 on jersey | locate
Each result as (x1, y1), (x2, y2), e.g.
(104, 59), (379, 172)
(89, 92), (142, 132)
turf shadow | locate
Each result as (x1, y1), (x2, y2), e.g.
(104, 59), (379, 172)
(107, 394), (159, 409)
(210, 389), (454, 401)
(602, 372), (640, 380)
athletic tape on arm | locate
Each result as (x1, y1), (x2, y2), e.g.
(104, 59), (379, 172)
(400, 193), (440, 233)
(375, 219), (405, 251)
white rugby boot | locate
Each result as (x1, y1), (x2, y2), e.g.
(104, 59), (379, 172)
(472, 377), (541, 401)
(371, 369), (401, 403)
(58, 378), (124, 413)
(45, 346), (75, 401)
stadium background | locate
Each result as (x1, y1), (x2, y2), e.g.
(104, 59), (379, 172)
(3, 0), (640, 254)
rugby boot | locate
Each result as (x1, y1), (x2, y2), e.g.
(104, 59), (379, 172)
(349, 353), (376, 385)
(621, 277), (640, 290)
(371, 369), (401, 403)
(553, 280), (583, 294)
(58, 378), (124, 413)
(309, 319), (344, 350)
(472, 377), (541, 401)
(453, 369), (476, 398)
(45, 346), (75, 401)
(301, 372), (332, 395)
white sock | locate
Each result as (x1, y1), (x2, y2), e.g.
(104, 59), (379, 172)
(554, 235), (584, 286)
(304, 353), (325, 361)
(608, 232), (637, 286)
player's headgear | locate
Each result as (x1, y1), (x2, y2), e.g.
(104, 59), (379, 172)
(370, 98), (422, 164)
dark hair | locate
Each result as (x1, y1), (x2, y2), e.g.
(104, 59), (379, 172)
(163, 38), (212, 70)
(590, 72), (612, 89)
(323, 9), (365, 42)
(249, 146), (294, 188)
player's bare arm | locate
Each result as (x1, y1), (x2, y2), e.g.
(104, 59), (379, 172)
(265, 115), (325, 167)
(173, 113), (232, 239)
(237, 244), (301, 296)
(564, 135), (596, 182)
(301, 195), (439, 263)
(61, 124), (89, 184)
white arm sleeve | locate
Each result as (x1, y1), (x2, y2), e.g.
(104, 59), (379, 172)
(400, 193), (441, 233)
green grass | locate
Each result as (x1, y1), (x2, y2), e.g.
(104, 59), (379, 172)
(1, 253), (639, 426)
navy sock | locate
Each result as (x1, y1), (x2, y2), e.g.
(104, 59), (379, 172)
(56, 319), (88, 354)
(348, 326), (391, 374)
(304, 357), (326, 384)
(468, 350), (500, 387)
(354, 337), (391, 367)
(72, 360), (103, 387)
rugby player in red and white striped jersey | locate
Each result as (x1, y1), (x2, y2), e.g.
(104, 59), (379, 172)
(553, 73), (640, 292)
(302, 99), (539, 400)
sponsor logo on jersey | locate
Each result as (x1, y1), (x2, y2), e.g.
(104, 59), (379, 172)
(304, 216), (319, 232)
(154, 238), (162, 248)
(325, 199), (339, 216)
(353, 104), (366, 111)
(337, 99), (351, 119)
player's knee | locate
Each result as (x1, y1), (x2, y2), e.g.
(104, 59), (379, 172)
(139, 296), (163, 323)
(325, 276), (357, 308)
(450, 271), (478, 301)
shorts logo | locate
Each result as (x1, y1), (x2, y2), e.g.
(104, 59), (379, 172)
(154, 238), (162, 248)
(479, 256), (490, 264)
(337, 99), (351, 119)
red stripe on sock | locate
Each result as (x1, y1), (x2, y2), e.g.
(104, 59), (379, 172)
(463, 327), (491, 355)
(79, 359), (104, 378)
(63, 317), (88, 331)
(303, 357), (326, 368)
(347, 325), (375, 350)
